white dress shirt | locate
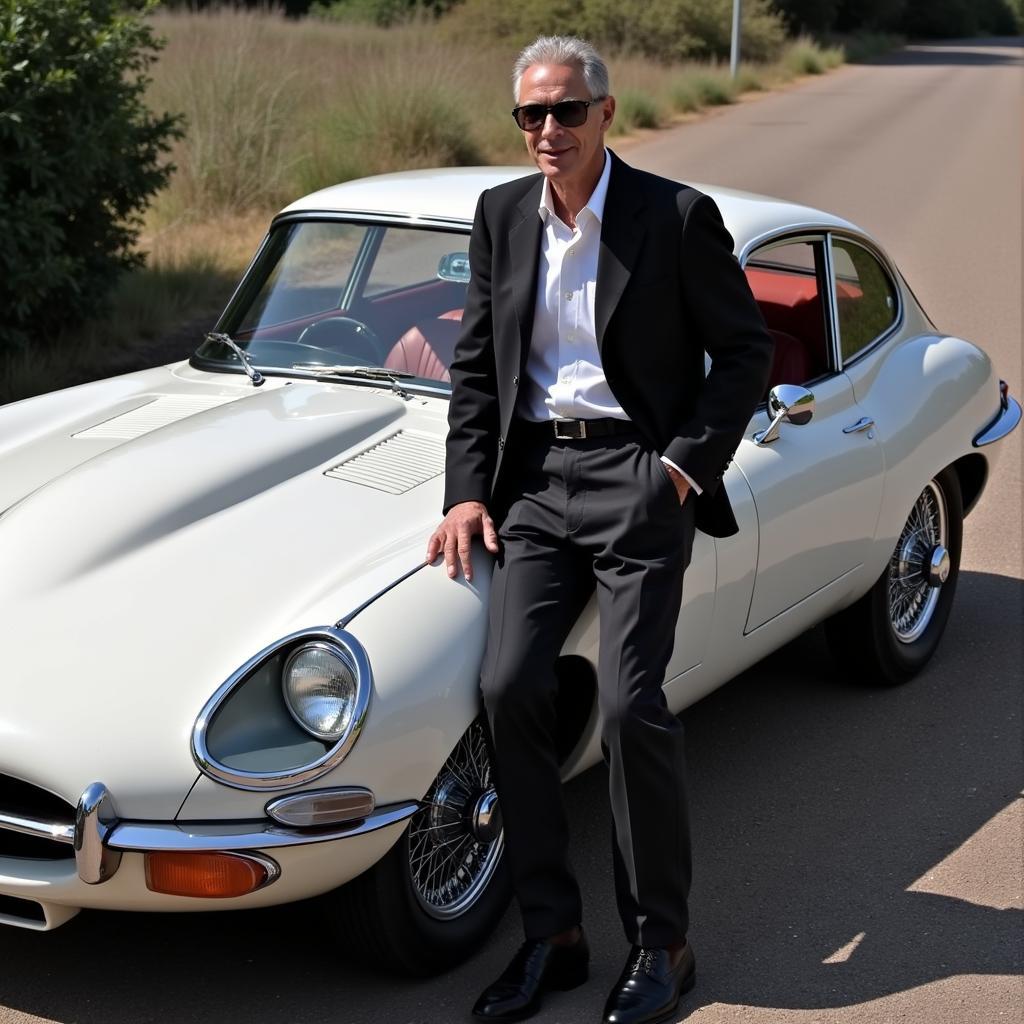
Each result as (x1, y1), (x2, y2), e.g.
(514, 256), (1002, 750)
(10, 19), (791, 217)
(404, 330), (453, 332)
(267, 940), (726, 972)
(518, 149), (701, 494)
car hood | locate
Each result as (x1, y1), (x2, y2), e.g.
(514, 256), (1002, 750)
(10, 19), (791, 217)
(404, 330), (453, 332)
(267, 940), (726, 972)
(0, 367), (450, 816)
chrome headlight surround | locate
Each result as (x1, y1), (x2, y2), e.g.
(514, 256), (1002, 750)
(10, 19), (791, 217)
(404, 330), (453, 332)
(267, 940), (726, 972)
(192, 626), (372, 792)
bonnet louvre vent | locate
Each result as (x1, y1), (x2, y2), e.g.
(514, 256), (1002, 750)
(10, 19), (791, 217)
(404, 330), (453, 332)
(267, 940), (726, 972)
(325, 430), (444, 494)
(73, 394), (241, 441)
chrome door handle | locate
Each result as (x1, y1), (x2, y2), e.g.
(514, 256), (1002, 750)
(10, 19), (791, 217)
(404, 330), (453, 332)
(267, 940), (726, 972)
(843, 416), (875, 434)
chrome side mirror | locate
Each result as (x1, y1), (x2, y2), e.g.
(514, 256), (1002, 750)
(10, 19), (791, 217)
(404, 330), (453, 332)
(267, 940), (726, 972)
(437, 252), (470, 283)
(754, 384), (815, 445)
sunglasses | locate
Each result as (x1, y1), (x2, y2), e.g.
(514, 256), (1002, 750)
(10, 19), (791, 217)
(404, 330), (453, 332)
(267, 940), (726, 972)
(511, 97), (606, 131)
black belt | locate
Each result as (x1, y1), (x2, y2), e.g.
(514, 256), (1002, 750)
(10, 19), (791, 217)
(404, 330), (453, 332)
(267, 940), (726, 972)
(517, 416), (638, 440)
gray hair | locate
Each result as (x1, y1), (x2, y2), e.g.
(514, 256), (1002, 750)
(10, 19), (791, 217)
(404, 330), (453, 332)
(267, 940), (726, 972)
(511, 35), (610, 103)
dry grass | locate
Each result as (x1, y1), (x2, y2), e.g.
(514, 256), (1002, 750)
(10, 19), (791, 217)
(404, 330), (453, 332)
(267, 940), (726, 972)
(144, 9), (856, 218)
(146, 9), (525, 216)
(782, 34), (845, 75)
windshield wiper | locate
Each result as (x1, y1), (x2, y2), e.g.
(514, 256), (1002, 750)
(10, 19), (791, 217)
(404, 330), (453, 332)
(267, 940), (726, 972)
(205, 331), (264, 387)
(291, 363), (415, 380)
(291, 363), (418, 399)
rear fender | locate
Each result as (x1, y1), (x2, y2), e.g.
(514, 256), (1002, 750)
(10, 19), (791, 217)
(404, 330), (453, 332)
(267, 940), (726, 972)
(843, 332), (998, 579)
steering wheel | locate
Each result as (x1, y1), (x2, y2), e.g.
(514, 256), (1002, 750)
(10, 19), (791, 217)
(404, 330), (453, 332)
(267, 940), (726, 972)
(296, 316), (385, 365)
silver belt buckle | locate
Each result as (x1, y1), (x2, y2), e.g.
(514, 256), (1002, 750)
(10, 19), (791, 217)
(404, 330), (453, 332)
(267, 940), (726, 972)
(554, 418), (585, 440)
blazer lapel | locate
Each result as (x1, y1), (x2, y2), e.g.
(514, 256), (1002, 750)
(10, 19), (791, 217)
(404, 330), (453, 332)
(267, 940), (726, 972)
(595, 152), (646, 352)
(509, 179), (544, 374)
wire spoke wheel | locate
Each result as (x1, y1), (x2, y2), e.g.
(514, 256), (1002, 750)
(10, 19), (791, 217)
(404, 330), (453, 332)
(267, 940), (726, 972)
(326, 720), (511, 974)
(407, 719), (504, 920)
(825, 467), (962, 687)
(887, 481), (949, 643)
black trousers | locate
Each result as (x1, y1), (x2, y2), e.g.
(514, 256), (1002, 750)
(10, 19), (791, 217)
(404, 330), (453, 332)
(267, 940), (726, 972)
(480, 418), (696, 948)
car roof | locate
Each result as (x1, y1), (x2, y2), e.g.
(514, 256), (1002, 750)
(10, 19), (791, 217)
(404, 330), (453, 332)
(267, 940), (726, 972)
(279, 164), (867, 253)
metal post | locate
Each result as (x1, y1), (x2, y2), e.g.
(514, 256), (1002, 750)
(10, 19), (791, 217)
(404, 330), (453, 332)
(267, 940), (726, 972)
(730, 0), (743, 78)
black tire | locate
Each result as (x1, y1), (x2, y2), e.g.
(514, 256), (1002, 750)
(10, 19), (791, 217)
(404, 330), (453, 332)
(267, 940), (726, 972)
(825, 465), (963, 686)
(322, 718), (511, 975)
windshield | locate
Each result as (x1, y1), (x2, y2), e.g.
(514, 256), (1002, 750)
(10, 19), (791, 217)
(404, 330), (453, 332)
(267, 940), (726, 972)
(194, 219), (471, 391)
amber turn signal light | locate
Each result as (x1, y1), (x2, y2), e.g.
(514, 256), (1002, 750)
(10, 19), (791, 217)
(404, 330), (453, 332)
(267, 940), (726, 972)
(144, 851), (276, 898)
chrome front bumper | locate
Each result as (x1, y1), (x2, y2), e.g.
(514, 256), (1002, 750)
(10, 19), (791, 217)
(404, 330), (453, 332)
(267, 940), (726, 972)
(0, 781), (419, 886)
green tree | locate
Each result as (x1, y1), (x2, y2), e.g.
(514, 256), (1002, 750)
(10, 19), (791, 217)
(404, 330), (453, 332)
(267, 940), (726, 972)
(835, 0), (907, 32)
(834, 0), (1020, 35)
(308, 0), (460, 26)
(770, 0), (838, 33)
(0, 0), (181, 353)
(900, 0), (977, 35)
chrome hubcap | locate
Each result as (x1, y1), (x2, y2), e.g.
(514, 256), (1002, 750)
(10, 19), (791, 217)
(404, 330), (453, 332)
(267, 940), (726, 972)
(471, 789), (502, 843)
(928, 545), (950, 586)
(407, 720), (503, 920)
(888, 481), (948, 644)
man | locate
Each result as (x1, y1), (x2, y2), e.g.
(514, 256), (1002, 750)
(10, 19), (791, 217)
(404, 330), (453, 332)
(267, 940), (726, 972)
(425, 35), (773, 1024)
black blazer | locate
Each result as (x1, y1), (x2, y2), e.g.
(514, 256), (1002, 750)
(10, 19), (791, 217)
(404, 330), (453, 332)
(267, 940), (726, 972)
(443, 149), (773, 537)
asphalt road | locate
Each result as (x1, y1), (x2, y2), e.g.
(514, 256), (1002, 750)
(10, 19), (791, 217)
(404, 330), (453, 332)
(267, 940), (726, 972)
(2, 37), (1021, 1024)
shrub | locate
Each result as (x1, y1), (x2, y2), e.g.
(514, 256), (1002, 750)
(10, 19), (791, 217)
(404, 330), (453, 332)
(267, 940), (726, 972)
(308, 0), (460, 23)
(297, 67), (486, 191)
(735, 65), (766, 91)
(309, 0), (419, 26)
(611, 89), (665, 134)
(669, 77), (701, 112)
(0, 0), (181, 353)
(784, 35), (828, 73)
(691, 70), (737, 104)
(834, 31), (905, 62)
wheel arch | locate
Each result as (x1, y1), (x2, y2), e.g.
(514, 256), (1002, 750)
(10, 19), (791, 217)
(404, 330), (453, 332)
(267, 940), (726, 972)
(950, 452), (988, 518)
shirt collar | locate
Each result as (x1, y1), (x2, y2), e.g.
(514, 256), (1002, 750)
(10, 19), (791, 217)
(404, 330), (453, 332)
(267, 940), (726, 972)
(539, 148), (611, 226)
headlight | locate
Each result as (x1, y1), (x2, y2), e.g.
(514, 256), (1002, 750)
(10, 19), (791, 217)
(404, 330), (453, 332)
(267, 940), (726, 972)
(192, 626), (372, 791)
(282, 643), (357, 741)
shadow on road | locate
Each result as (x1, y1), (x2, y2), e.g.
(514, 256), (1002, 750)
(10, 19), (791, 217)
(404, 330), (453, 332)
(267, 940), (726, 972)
(671, 567), (1023, 1015)
(860, 35), (1023, 66)
(0, 570), (1020, 1023)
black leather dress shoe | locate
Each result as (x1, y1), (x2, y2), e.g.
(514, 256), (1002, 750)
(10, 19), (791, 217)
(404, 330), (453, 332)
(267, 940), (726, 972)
(601, 942), (696, 1024)
(471, 929), (590, 1021)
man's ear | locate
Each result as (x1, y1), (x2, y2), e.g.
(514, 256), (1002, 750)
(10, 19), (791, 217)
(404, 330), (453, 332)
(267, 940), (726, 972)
(601, 95), (616, 133)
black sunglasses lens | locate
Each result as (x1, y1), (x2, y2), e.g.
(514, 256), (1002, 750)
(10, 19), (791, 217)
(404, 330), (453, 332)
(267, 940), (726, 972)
(551, 101), (588, 127)
(513, 100), (591, 130)
(514, 105), (546, 130)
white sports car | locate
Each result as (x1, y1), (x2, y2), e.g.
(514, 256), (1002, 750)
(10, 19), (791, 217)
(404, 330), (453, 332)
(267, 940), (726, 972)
(0, 167), (1018, 973)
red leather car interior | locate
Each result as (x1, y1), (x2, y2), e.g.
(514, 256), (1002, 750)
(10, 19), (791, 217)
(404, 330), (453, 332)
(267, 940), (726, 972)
(384, 309), (463, 383)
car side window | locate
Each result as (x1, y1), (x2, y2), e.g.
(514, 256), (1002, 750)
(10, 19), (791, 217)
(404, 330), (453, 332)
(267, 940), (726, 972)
(831, 238), (898, 362)
(744, 237), (833, 396)
(364, 229), (468, 296)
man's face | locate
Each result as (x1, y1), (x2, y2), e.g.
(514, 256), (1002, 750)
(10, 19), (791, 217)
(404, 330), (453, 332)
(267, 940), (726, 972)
(516, 63), (614, 189)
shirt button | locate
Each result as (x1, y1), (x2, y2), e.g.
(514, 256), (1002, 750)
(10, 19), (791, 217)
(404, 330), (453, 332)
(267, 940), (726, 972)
(498, 436), (505, 450)
(564, 291), (572, 300)
(512, 375), (519, 387)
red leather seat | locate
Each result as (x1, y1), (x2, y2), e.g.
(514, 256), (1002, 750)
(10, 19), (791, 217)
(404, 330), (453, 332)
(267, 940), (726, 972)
(384, 309), (463, 383)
